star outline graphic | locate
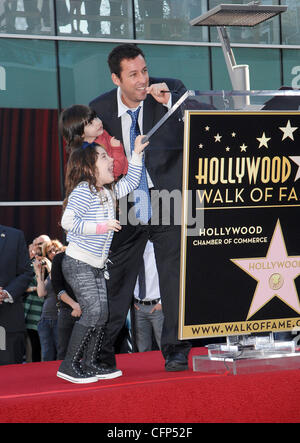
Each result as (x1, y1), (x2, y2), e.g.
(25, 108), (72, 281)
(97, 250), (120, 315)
(231, 219), (300, 320)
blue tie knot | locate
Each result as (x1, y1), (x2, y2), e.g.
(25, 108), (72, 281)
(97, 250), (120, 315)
(127, 107), (141, 125)
(127, 107), (141, 153)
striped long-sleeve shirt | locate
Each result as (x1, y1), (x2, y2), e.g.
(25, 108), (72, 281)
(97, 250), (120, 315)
(61, 151), (143, 268)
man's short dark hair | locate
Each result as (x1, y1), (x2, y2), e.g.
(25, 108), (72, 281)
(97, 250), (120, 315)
(108, 44), (145, 78)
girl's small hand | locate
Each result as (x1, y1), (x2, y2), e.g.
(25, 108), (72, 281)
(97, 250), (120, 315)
(134, 134), (149, 154)
(110, 136), (121, 147)
(71, 303), (82, 318)
(106, 219), (122, 232)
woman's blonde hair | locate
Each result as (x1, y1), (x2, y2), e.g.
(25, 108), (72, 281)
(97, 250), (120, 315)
(42, 239), (63, 257)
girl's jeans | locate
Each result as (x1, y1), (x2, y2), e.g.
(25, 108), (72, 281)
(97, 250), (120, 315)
(62, 255), (108, 328)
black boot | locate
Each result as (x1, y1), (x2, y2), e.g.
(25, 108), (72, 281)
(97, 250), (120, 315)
(57, 323), (98, 384)
(86, 327), (122, 380)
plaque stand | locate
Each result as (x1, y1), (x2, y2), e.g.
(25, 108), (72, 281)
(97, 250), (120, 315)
(181, 93), (300, 376)
(193, 333), (300, 375)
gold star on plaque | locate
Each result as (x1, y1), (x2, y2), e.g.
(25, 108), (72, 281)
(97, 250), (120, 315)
(279, 120), (298, 141)
(240, 143), (247, 152)
(214, 133), (222, 142)
(198, 144), (203, 149)
(231, 132), (236, 137)
(205, 126), (210, 131)
(257, 132), (271, 149)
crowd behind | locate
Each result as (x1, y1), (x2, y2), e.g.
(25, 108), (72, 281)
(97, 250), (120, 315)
(23, 233), (160, 364)
(25, 234), (65, 362)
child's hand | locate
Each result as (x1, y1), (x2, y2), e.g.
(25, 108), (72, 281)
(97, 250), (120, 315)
(71, 302), (82, 318)
(110, 137), (121, 147)
(134, 134), (149, 154)
(106, 219), (122, 232)
(96, 220), (121, 234)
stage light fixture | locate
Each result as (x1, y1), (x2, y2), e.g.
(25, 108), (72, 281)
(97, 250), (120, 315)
(190, 3), (288, 108)
(190, 3), (287, 28)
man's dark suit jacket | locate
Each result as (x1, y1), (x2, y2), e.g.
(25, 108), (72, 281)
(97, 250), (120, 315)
(90, 77), (189, 192)
(0, 225), (33, 333)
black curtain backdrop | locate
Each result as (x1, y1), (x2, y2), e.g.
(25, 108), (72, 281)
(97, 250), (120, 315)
(0, 108), (66, 244)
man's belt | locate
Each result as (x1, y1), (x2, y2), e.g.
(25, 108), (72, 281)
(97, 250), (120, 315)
(134, 298), (160, 306)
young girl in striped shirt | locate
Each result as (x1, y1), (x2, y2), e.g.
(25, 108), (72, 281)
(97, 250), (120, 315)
(57, 116), (148, 384)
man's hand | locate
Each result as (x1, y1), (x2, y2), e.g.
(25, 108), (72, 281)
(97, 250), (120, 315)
(150, 303), (162, 314)
(0, 287), (9, 304)
(146, 82), (170, 105)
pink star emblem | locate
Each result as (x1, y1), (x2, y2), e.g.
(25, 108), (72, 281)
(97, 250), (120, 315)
(231, 220), (300, 319)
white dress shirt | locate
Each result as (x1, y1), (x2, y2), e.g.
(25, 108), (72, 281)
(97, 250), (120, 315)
(117, 87), (154, 188)
(134, 240), (161, 303)
(116, 86), (171, 188)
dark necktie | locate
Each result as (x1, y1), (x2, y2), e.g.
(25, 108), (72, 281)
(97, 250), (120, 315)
(127, 107), (152, 223)
(138, 258), (146, 300)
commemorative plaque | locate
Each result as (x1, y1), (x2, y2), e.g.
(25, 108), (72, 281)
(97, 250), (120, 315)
(179, 111), (300, 341)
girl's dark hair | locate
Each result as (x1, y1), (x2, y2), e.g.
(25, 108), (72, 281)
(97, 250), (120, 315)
(108, 44), (145, 78)
(62, 144), (115, 212)
(63, 144), (100, 210)
(59, 104), (98, 152)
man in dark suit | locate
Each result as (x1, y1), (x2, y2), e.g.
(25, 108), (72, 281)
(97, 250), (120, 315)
(0, 225), (33, 365)
(89, 44), (211, 371)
